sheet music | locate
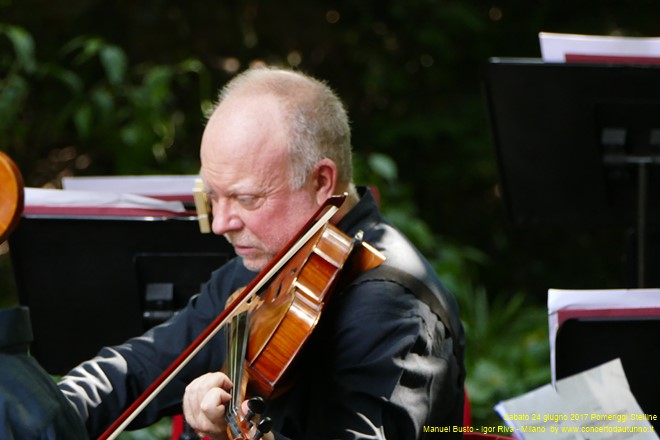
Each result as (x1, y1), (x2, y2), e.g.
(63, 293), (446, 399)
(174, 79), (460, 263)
(495, 358), (658, 439)
(540, 32), (660, 63)
(61, 175), (200, 196)
(548, 288), (660, 314)
(547, 288), (660, 383)
(24, 187), (186, 212)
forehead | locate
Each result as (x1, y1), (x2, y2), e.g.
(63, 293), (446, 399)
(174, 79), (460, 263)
(200, 94), (291, 193)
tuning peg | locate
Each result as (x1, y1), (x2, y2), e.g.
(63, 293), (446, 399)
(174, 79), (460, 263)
(245, 396), (266, 420)
(244, 396), (266, 427)
(252, 417), (273, 440)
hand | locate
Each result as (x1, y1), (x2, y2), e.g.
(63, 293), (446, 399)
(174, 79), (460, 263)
(183, 372), (234, 440)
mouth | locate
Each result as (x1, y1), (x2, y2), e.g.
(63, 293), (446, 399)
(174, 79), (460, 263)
(233, 244), (259, 256)
(225, 235), (254, 255)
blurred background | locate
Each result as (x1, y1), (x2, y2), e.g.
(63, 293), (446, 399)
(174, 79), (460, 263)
(2, 0), (660, 435)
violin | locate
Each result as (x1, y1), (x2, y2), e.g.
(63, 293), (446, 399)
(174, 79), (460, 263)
(224, 221), (385, 440)
(99, 194), (385, 440)
(0, 151), (24, 242)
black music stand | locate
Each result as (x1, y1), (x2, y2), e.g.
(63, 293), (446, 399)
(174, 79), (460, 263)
(483, 58), (660, 287)
(555, 316), (660, 430)
(9, 212), (234, 375)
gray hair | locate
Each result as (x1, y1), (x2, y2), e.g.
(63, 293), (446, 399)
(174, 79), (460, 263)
(213, 66), (353, 189)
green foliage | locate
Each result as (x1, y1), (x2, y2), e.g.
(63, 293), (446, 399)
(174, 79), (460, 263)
(458, 287), (550, 425)
(0, 24), (34, 136)
(0, 24), (212, 186)
(0, 23), (36, 72)
(117, 419), (172, 440)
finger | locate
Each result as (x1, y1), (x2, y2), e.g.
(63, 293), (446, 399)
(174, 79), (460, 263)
(183, 388), (203, 429)
(183, 372), (234, 435)
(205, 371), (234, 391)
(240, 399), (250, 415)
(200, 386), (231, 424)
(189, 372), (234, 394)
(184, 372), (234, 414)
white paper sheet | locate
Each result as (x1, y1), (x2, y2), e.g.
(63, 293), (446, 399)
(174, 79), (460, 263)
(548, 288), (660, 314)
(24, 187), (185, 212)
(495, 359), (658, 439)
(540, 32), (660, 63)
(61, 175), (200, 196)
(547, 288), (660, 383)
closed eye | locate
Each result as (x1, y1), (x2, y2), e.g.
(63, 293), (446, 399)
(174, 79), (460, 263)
(235, 194), (264, 210)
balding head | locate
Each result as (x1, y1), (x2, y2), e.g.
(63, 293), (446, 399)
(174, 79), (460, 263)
(210, 67), (353, 189)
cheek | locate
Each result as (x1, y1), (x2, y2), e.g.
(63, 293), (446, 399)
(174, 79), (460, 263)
(251, 198), (318, 251)
(242, 211), (297, 252)
(265, 213), (304, 248)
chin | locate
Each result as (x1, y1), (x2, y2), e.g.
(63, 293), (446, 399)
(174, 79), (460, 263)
(240, 256), (268, 273)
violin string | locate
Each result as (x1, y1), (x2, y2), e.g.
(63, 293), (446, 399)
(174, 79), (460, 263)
(227, 311), (249, 414)
(227, 315), (236, 414)
(224, 319), (236, 437)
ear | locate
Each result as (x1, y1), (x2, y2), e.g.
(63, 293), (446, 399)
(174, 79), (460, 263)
(310, 158), (338, 205)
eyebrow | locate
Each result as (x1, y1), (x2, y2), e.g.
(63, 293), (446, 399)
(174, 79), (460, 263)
(199, 169), (269, 198)
(201, 181), (265, 199)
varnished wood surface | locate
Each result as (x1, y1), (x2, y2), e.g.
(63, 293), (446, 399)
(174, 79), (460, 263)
(0, 151), (24, 242)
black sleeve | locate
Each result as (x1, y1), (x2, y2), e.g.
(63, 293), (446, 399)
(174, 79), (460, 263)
(57, 264), (241, 438)
(264, 279), (464, 440)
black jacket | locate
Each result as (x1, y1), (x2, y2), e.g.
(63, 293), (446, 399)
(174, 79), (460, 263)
(58, 188), (466, 439)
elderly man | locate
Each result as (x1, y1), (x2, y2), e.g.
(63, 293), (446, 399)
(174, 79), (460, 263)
(58, 67), (466, 440)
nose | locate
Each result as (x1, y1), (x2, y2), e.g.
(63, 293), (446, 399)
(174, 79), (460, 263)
(210, 198), (243, 236)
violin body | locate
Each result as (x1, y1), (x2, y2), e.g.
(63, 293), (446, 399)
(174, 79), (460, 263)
(245, 223), (354, 397)
(225, 223), (385, 440)
(0, 151), (24, 242)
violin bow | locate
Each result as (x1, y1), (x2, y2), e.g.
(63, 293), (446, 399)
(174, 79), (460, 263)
(98, 194), (346, 440)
